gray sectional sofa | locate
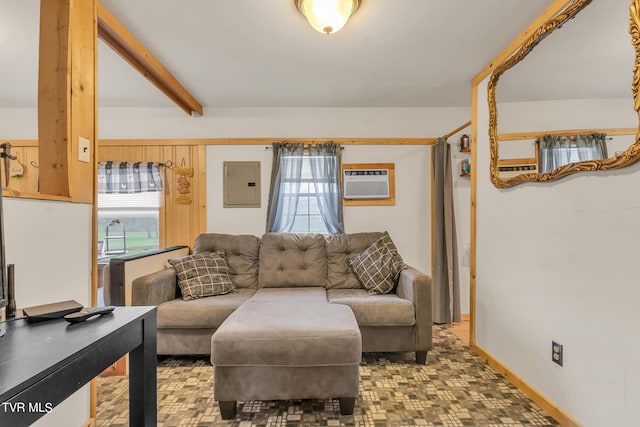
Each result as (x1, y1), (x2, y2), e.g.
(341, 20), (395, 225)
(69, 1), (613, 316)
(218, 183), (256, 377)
(131, 231), (433, 364)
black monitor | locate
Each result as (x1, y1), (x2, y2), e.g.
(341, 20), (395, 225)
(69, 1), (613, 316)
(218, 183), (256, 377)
(0, 178), (7, 338)
(0, 144), (11, 338)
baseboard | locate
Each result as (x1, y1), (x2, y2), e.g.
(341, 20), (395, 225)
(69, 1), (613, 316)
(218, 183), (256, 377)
(461, 313), (470, 321)
(81, 417), (96, 427)
(469, 342), (581, 427)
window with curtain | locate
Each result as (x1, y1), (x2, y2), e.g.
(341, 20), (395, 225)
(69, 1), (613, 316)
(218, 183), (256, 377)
(97, 162), (164, 256)
(266, 142), (344, 234)
(538, 133), (608, 173)
(286, 156), (329, 233)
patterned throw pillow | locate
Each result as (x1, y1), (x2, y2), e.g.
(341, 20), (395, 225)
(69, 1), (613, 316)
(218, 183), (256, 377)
(169, 251), (235, 300)
(348, 232), (407, 295)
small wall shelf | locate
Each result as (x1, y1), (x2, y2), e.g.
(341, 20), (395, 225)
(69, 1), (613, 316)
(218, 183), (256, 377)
(459, 158), (471, 177)
(459, 134), (471, 152)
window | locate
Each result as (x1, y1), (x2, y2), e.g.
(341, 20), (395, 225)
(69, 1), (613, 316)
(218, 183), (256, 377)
(266, 142), (344, 234)
(538, 133), (608, 173)
(97, 192), (162, 256)
(97, 161), (165, 256)
(283, 156), (330, 233)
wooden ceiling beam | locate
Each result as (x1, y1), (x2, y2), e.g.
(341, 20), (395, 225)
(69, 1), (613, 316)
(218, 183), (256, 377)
(96, 1), (203, 116)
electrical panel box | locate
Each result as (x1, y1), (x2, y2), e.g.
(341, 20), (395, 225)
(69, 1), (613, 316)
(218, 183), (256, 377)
(223, 161), (261, 208)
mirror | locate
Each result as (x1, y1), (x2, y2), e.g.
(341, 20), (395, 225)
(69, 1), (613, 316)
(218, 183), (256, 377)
(488, 0), (640, 188)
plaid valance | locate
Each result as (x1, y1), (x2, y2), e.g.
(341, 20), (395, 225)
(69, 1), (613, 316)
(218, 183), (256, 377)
(98, 161), (164, 194)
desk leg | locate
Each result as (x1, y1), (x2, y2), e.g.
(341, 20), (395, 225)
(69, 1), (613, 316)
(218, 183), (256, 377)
(129, 313), (157, 427)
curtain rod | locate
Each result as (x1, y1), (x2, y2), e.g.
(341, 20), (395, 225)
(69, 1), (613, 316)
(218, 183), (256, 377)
(535, 135), (613, 141)
(265, 145), (345, 150)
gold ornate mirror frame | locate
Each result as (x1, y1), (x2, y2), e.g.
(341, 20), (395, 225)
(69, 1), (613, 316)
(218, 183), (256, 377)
(487, 0), (640, 188)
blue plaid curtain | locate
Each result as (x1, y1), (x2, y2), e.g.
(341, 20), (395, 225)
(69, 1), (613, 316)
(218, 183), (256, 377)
(98, 162), (164, 193)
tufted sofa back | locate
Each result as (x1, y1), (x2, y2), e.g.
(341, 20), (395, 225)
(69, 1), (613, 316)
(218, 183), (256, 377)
(258, 233), (327, 288)
(324, 232), (384, 289)
(193, 231), (386, 290)
(193, 233), (261, 289)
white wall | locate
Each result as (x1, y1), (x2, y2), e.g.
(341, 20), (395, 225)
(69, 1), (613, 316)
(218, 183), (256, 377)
(497, 98), (635, 133)
(342, 145), (429, 273)
(1, 107), (92, 427)
(205, 144), (431, 273)
(206, 146), (272, 236)
(3, 198), (92, 427)
(99, 107), (469, 139)
(100, 106), (470, 277)
(0, 108), (37, 139)
(0, 105), (475, 289)
(4, 105), (472, 279)
(475, 81), (640, 426)
(4, 198), (92, 307)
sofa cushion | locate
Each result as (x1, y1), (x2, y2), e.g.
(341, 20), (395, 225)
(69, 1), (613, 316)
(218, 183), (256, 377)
(193, 233), (261, 289)
(211, 301), (361, 366)
(327, 289), (415, 326)
(157, 288), (256, 329)
(259, 233), (327, 288)
(250, 287), (327, 303)
(325, 232), (384, 289)
(169, 252), (235, 300)
(348, 232), (406, 295)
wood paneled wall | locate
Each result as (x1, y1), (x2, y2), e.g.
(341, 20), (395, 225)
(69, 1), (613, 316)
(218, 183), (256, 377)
(3, 140), (206, 249)
(98, 142), (207, 249)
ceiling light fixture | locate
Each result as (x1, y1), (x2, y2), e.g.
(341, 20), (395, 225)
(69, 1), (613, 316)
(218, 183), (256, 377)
(295, 0), (360, 35)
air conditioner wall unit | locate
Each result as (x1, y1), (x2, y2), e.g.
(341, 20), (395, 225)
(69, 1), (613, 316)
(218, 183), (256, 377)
(343, 169), (390, 199)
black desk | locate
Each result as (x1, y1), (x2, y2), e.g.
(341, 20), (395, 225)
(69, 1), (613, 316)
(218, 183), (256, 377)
(0, 306), (157, 426)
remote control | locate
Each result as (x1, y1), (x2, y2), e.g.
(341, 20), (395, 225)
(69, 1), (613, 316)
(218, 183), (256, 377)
(64, 306), (116, 323)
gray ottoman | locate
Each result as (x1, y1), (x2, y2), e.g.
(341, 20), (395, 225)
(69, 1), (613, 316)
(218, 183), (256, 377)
(211, 300), (362, 419)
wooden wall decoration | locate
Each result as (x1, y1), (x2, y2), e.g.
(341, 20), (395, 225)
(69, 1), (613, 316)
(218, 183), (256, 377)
(0, 141), (39, 195)
(174, 160), (194, 205)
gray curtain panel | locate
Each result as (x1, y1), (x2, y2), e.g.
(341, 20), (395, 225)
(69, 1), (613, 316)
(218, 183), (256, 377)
(538, 133), (608, 173)
(265, 142), (304, 232)
(308, 142), (345, 234)
(431, 138), (461, 324)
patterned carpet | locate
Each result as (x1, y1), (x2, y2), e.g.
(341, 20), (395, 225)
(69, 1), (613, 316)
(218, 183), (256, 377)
(96, 326), (559, 426)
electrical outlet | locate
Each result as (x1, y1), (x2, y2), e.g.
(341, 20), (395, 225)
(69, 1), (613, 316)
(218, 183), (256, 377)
(78, 136), (90, 163)
(552, 341), (563, 366)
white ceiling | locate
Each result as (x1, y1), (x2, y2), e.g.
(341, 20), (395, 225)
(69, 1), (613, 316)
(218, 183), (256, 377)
(4, 0), (625, 111)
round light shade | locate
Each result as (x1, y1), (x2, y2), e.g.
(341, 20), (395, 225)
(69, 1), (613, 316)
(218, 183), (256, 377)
(296, 0), (360, 35)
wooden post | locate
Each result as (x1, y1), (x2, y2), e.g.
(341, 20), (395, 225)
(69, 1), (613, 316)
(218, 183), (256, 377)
(38, 0), (97, 203)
